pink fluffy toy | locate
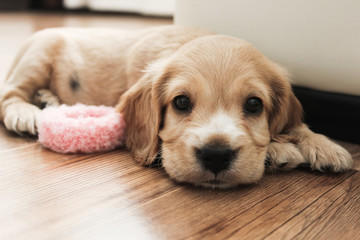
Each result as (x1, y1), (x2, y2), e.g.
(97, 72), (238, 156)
(38, 104), (126, 153)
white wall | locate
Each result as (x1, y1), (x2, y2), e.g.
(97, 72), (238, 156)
(175, 0), (360, 96)
(64, 0), (174, 16)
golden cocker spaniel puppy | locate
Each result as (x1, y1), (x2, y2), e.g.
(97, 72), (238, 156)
(0, 26), (353, 188)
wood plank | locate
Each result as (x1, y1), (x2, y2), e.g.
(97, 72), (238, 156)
(265, 171), (360, 240)
(0, 12), (359, 240)
(137, 171), (357, 240)
(0, 149), (167, 240)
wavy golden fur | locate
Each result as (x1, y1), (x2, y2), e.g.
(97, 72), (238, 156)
(0, 26), (352, 188)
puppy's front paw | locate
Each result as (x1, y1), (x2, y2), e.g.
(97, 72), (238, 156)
(33, 89), (60, 109)
(299, 134), (353, 172)
(3, 103), (41, 135)
(266, 141), (305, 171)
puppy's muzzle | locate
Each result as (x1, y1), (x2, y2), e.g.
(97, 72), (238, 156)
(196, 145), (238, 174)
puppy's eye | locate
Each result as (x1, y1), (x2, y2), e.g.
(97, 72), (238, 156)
(173, 95), (192, 113)
(244, 97), (263, 115)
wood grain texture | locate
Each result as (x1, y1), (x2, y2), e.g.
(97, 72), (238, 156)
(0, 12), (359, 240)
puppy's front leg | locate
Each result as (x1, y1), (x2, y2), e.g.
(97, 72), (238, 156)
(32, 89), (60, 109)
(0, 30), (61, 134)
(267, 124), (353, 172)
(1, 99), (41, 135)
(266, 141), (305, 170)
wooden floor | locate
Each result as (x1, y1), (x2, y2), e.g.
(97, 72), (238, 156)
(0, 12), (359, 240)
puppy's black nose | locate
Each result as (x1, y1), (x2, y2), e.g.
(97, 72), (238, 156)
(196, 145), (237, 174)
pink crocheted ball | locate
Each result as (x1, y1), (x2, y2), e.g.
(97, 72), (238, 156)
(38, 104), (126, 153)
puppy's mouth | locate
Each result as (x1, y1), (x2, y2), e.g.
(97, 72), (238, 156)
(196, 179), (236, 189)
(205, 179), (223, 184)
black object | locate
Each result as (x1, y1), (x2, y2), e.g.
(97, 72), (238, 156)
(196, 146), (237, 174)
(293, 86), (360, 144)
(0, 0), (30, 10)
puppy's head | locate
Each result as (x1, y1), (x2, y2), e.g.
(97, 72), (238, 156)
(117, 35), (302, 188)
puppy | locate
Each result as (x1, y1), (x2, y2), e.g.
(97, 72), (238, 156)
(0, 26), (353, 188)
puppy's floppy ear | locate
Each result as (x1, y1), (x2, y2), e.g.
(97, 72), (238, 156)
(115, 66), (168, 165)
(268, 65), (303, 138)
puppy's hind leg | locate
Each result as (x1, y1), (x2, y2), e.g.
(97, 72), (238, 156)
(0, 29), (64, 135)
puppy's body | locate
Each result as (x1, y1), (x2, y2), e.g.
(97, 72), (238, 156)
(0, 26), (353, 188)
(1, 26), (210, 109)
